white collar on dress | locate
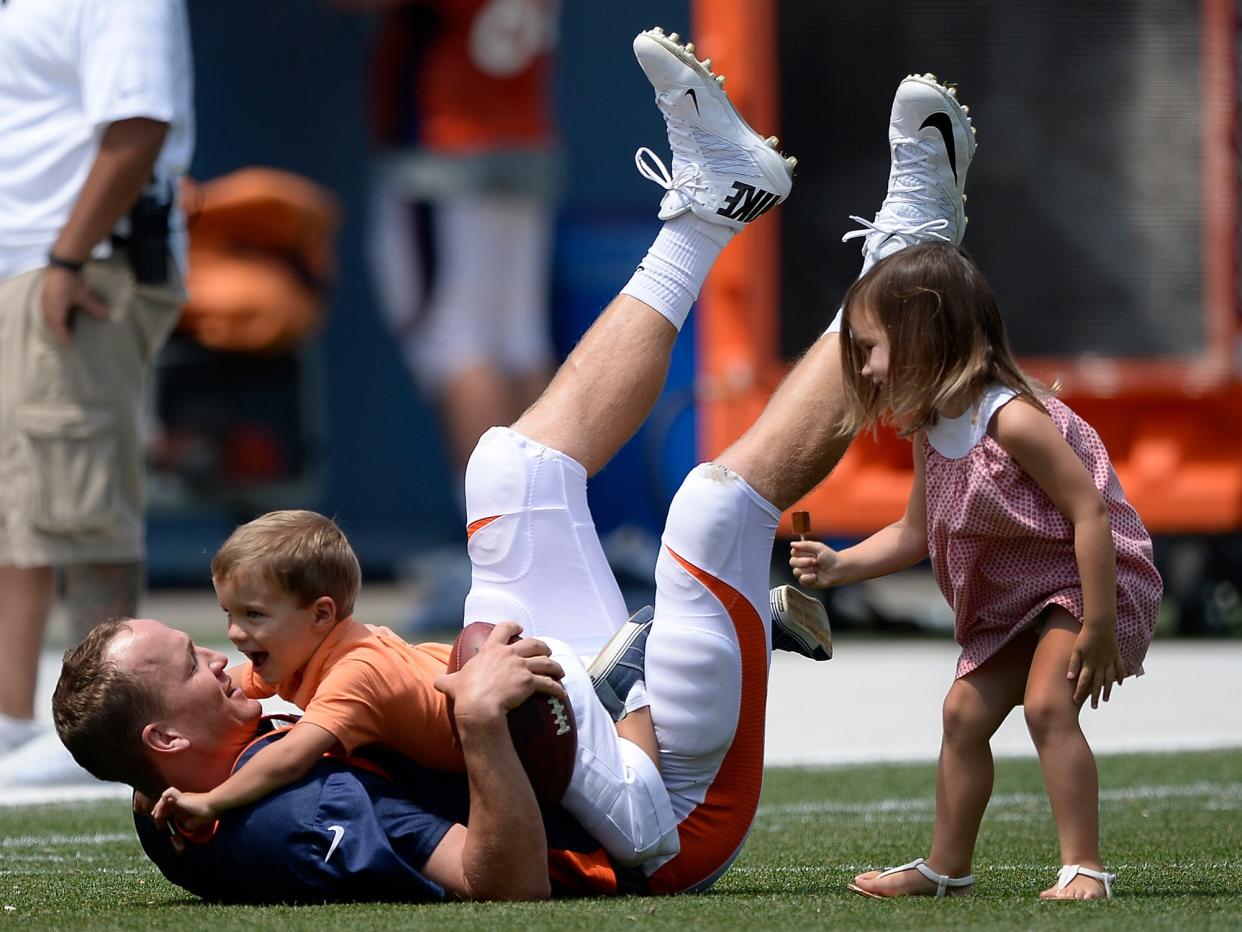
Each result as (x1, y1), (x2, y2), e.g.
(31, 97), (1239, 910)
(924, 383), (1018, 459)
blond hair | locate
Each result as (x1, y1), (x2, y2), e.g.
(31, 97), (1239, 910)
(53, 620), (167, 796)
(212, 510), (361, 617)
(837, 243), (1047, 437)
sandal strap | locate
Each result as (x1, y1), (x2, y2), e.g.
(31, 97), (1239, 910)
(877, 857), (974, 897)
(1057, 864), (1116, 898)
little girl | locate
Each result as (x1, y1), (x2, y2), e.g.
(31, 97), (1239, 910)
(792, 243), (1162, 900)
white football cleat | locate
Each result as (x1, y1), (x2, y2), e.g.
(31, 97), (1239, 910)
(843, 73), (977, 275)
(633, 27), (795, 231)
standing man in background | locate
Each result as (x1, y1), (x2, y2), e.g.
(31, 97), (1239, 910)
(339, 0), (561, 628)
(0, 0), (194, 783)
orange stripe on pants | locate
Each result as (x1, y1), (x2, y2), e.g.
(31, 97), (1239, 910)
(547, 847), (620, 896)
(647, 547), (768, 894)
(466, 514), (500, 539)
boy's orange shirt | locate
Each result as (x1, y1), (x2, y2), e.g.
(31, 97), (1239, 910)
(228, 618), (464, 772)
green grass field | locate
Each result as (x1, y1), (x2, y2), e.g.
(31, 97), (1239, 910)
(2, 748), (1239, 930)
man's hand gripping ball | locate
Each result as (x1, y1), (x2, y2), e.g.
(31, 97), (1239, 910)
(442, 621), (577, 806)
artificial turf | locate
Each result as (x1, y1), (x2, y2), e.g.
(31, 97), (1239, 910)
(2, 748), (1239, 930)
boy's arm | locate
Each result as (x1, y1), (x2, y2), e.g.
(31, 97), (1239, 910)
(791, 435), (929, 587)
(156, 722), (342, 829)
(992, 398), (1125, 707)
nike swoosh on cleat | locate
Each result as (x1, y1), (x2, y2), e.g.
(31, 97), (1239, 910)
(919, 111), (957, 182)
(685, 88), (699, 115)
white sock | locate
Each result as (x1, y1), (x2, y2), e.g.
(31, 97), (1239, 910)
(620, 214), (733, 331)
(622, 680), (650, 718)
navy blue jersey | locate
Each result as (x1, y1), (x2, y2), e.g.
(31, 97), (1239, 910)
(136, 718), (648, 903)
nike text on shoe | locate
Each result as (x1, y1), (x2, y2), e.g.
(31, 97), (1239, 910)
(770, 585), (833, 661)
(633, 27), (796, 231)
(588, 606), (654, 721)
(843, 73), (978, 274)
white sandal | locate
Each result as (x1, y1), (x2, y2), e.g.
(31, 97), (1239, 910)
(849, 857), (974, 898)
(1051, 864), (1115, 898)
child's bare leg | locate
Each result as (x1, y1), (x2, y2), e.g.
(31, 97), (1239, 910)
(1025, 608), (1109, 899)
(930, 637), (1035, 875)
(616, 709), (661, 775)
(853, 634), (1032, 896)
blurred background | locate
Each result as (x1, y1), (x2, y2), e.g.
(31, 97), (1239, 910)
(143, 0), (1240, 639)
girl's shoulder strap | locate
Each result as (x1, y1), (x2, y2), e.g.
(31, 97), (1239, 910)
(926, 383), (1017, 459)
(978, 382), (1020, 424)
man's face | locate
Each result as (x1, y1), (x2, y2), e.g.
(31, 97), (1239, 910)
(214, 572), (331, 685)
(107, 619), (262, 751)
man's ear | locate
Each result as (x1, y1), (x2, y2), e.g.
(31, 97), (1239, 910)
(142, 721), (190, 755)
(311, 595), (339, 631)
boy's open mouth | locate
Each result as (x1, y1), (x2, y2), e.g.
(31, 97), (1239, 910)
(245, 651), (269, 672)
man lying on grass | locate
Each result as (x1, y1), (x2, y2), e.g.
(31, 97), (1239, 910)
(51, 27), (843, 904)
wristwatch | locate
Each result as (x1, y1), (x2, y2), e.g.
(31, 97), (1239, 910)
(47, 253), (85, 273)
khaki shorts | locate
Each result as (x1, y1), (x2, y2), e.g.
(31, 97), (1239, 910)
(0, 254), (182, 566)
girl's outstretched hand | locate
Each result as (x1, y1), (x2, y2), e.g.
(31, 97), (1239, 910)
(1067, 624), (1127, 709)
(789, 540), (842, 588)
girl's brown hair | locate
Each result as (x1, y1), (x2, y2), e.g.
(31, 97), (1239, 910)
(837, 243), (1046, 437)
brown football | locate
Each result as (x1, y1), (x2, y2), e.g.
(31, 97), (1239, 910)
(446, 621), (577, 807)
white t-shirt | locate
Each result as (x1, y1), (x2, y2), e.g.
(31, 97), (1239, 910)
(0, 0), (195, 282)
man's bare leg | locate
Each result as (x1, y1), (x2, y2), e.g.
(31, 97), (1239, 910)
(717, 331), (853, 511)
(616, 708), (661, 773)
(63, 561), (142, 641)
(514, 30), (795, 479)
(513, 295), (677, 478)
(512, 28), (798, 780)
(0, 565), (55, 722)
(721, 74), (978, 511)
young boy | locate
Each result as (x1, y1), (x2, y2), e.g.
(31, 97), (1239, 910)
(154, 510), (463, 832)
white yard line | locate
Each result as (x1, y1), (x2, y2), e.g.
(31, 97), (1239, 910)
(0, 786), (132, 809)
(1, 832), (133, 848)
(757, 781), (1242, 818)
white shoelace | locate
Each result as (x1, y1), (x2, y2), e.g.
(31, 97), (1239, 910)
(635, 146), (709, 211)
(841, 214), (950, 243)
(842, 138), (953, 246)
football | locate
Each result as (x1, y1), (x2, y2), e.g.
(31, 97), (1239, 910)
(446, 621), (577, 807)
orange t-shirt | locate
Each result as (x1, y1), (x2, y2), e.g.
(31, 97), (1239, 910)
(228, 618), (464, 772)
(370, 0), (557, 153)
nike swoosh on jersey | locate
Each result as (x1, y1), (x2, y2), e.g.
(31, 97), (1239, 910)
(324, 824), (345, 863)
(919, 111), (957, 182)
